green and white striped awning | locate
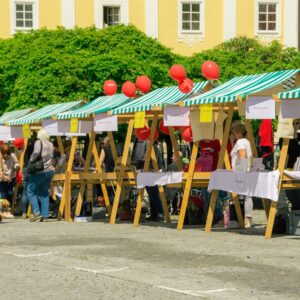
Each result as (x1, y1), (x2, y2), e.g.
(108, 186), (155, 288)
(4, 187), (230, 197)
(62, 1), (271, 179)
(112, 82), (208, 115)
(183, 69), (300, 106)
(278, 86), (300, 99)
(57, 94), (130, 120)
(0, 108), (33, 125)
(8, 101), (82, 125)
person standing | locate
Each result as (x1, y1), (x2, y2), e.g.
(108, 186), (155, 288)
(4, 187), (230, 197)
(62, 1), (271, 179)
(27, 129), (54, 222)
(21, 134), (36, 218)
(231, 124), (253, 228)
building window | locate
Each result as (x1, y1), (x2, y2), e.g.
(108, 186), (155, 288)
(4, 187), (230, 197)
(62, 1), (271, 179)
(103, 6), (120, 27)
(256, 1), (281, 35)
(181, 2), (202, 32)
(11, 0), (38, 34)
(15, 3), (33, 29)
(258, 3), (277, 31)
(95, 0), (128, 30)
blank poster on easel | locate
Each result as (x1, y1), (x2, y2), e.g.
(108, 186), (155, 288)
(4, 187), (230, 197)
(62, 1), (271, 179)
(164, 106), (190, 126)
(281, 100), (300, 119)
(190, 110), (214, 141)
(246, 97), (275, 119)
(94, 114), (118, 132)
(277, 110), (294, 138)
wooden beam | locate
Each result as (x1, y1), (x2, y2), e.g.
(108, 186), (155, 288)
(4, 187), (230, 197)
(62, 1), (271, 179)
(58, 136), (77, 221)
(265, 138), (289, 239)
(205, 103), (244, 231)
(75, 132), (96, 216)
(177, 141), (199, 230)
(110, 119), (134, 224)
(133, 113), (159, 226)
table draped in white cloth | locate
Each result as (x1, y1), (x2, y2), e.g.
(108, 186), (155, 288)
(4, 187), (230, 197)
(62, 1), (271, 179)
(208, 169), (280, 201)
(283, 170), (300, 180)
(136, 172), (184, 188)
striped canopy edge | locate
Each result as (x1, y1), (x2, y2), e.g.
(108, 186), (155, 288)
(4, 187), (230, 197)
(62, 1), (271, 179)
(278, 86), (300, 100)
(8, 100), (82, 125)
(183, 69), (300, 107)
(111, 81), (209, 115)
(57, 94), (130, 120)
(0, 108), (33, 125)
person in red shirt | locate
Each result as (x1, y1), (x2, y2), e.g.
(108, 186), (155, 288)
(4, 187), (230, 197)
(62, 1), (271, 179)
(199, 139), (221, 171)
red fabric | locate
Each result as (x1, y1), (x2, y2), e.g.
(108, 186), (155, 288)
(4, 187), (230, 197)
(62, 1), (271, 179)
(259, 119), (274, 151)
(199, 140), (221, 171)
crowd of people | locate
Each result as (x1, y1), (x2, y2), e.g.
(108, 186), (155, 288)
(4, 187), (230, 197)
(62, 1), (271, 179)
(0, 118), (299, 227)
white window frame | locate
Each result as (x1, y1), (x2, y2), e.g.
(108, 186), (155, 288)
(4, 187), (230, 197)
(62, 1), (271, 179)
(95, 0), (128, 29)
(178, 0), (205, 36)
(255, 0), (281, 36)
(10, 0), (39, 35)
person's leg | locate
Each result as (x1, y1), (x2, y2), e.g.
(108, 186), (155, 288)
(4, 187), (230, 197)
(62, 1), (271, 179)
(27, 174), (41, 216)
(244, 196), (253, 228)
(21, 168), (29, 214)
(146, 185), (163, 219)
(0, 182), (9, 200)
(38, 171), (54, 218)
(286, 189), (300, 210)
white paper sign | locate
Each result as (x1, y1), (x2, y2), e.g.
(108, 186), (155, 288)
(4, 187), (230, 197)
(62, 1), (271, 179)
(164, 106), (190, 126)
(94, 114), (118, 132)
(251, 158), (263, 172)
(79, 121), (93, 133)
(281, 100), (300, 119)
(10, 126), (23, 139)
(0, 126), (13, 141)
(42, 119), (65, 136)
(246, 97), (275, 119)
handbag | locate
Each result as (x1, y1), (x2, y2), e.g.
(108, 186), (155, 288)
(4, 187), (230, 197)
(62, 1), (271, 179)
(27, 140), (44, 174)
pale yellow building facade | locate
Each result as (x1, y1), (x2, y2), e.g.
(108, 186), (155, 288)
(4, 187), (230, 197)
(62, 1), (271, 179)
(0, 0), (299, 55)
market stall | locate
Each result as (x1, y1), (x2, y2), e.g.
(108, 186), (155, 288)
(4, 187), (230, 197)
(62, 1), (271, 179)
(178, 69), (300, 237)
(110, 82), (209, 225)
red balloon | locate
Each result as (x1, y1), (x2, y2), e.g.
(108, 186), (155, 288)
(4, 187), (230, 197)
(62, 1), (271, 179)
(169, 64), (186, 81)
(0, 140), (3, 146)
(154, 129), (159, 141)
(103, 80), (117, 96)
(122, 81), (136, 98)
(181, 126), (193, 143)
(136, 127), (150, 141)
(136, 76), (151, 94)
(159, 120), (170, 135)
(13, 137), (24, 149)
(178, 78), (194, 94)
(201, 61), (220, 80)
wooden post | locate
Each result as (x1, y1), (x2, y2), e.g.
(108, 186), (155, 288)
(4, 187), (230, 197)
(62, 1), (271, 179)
(58, 136), (77, 221)
(169, 127), (183, 171)
(108, 132), (118, 162)
(75, 132), (96, 216)
(92, 143), (111, 217)
(177, 141), (199, 230)
(110, 119), (134, 224)
(12, 138), (29, 211)
(245, 119), (258, 158)
(205, 103), (244, 232)
(133, 113), (159, 226)
(265, 138), (289, 239)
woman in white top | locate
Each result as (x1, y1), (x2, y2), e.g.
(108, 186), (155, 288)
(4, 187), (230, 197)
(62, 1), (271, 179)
(231, 123), (253, 228)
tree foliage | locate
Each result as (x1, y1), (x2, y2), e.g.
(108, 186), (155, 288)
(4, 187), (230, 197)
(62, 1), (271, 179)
(0, 25), (299, 114)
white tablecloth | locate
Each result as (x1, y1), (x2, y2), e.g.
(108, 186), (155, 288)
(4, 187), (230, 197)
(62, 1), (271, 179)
(283, 170), (300, 180)
(136, 172), (184, 188)
(208, 169), (280, 201)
